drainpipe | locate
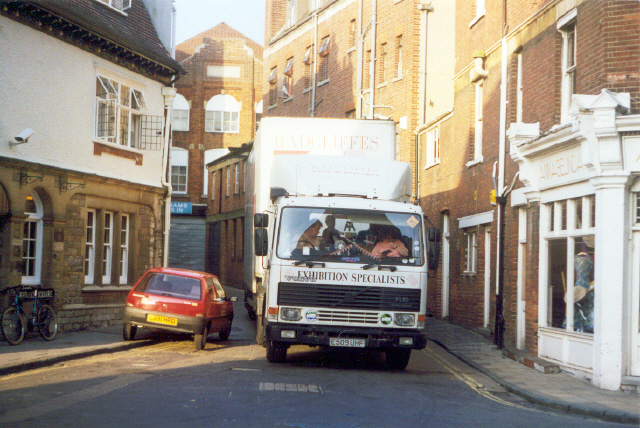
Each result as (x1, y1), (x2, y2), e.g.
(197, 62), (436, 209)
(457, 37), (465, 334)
(418, 2), (432, 125)
(356, 0), (363, 118)
(368, 0), (377, 119)
(494, 0), (509, 349)
(161, 87), (176, 267)
(310, 11), (318, 117)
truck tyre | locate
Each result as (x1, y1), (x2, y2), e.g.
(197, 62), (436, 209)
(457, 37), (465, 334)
(266, 341), (287, 363)
(245, 291), (257, 320)
(385, 349), (411, 370)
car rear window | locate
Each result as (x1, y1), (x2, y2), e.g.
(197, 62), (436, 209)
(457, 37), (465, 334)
(135, 273), (202, 301)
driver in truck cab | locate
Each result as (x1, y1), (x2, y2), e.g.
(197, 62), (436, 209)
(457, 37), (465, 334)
(371, 225), (409, 258)
(296, 220), (322, 249)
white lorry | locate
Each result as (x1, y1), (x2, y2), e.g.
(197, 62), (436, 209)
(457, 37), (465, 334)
(244, 117), (434, 370)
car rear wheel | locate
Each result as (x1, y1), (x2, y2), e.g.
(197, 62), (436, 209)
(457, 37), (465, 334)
(195, 323), (208, 350)
(385, 349), (411, 370)
(266, 341), (287, 363)
(123, 323), (137, 341)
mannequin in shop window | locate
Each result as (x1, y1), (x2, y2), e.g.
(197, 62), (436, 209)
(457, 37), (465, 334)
(573, 241), (594, 333)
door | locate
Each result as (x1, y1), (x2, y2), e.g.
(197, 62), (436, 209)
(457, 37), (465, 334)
(442, 214), (450, 318)
(517, 208), (527, 349)
(207, 222), (222, 276)
(631, 231), (640, 376)
(484, 228), (491, 328)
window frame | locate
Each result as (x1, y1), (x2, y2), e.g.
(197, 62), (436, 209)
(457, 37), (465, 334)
(170, 148), (189, 194)
(464, 229), (478, 274)
(119, 213), (129, 284)
(22, 193), (43, 285)
(559, 12), (577, 124)
(424, 125), (440, 169)
(95, 74), (146, 148)
(102, 211), (113, 284)
(85, 209), (96, 284)
(172, 94), (190, 132)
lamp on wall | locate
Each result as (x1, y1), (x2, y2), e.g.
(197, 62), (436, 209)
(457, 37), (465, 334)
(9, 128), (33, 146)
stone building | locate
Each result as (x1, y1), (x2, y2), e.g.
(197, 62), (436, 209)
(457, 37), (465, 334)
(0, 0), (182, 330)
(170, 23), (262, 285)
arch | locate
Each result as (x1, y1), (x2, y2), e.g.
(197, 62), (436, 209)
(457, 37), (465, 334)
(172, 93), (190, 131)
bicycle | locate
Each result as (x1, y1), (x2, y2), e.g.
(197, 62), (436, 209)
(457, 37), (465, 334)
(1, 286), (58, 345)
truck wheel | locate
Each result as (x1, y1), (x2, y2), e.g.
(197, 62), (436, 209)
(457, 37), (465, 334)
(266, 341), (287, 363)
(245, 291), (256, 320)
(385, 349), (411, 370)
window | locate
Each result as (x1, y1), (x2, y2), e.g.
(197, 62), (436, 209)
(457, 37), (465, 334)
(470, 81), (483, 164)
(172, 93), (190, 131)
(465, 230), (478, 273)
(234, 163), (240, 194)
(85, 209), (96, 284)
(170, 148), (188, 194)
(516, 52), (523, 123)
(205, 94), (240, 133)
(559, 13), (577, 123)
(283, 58), (294, 98)
(364, 50), (371, 89)
(424, 126), (440, 169)
(97, 0), (131, 12)
(379, 43), (387, 84)
(544, 195), (595, 333)
(211, 171), (216, 201)
(269, 67), (278, 106)
(95, 75), (146, 148)
(226, 166), (230, 197)
(119, 214), (129, 284)
(23, 193), (43, 285)
(304, 47), (314, 90)
(350, 19), (357, 48)
(318, 37), (330, 82)
(471, 0), (485, 26)
(287, 0), (296, 27)
(396, 36), (403, 79)
(102, 212), (113, 284)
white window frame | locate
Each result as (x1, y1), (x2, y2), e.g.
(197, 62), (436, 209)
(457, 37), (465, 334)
(85, 209), (96, 284)
(559, 11), (577, 124)
(119, 213), (129, 284)
(425, 126), (440, 169)
(172, 93), (190, 131)
(22, 193), (43, 285)
(469, 80), (484, 165)
(97, 0), (131, 13)
(287, 0), (296, 27)
(170, 148), (189, 194)
(205, 94), (240, 133)
(470, 0), (485, 27)
(465, 229), (478, 274)
(102, 211), (113, 284)
(226, 166), (230, 197)
(95, 74), (146, 148)
(396, 35), (403, 79)
(211, 171), (216, 201)
(234, 163), (240, 194)
(516, 52), (523, 123)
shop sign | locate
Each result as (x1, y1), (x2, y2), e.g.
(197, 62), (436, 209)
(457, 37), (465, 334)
(171, 202), (192, 214)
(623, 135), (640, 172)
(531, 146), (588, 189)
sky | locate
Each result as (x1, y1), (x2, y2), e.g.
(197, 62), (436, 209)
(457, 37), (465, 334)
(173, 0), (266, 45)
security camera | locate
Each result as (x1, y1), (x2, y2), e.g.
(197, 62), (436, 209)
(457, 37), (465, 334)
(15, 128), (33, 143)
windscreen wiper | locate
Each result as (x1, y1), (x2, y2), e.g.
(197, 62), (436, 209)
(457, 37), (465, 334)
(362, 262), (397, 272)
(293, 258), (326, 268)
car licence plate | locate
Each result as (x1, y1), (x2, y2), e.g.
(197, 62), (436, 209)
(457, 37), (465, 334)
(147, 314), (178, 326)
(329, 338), (365, 348)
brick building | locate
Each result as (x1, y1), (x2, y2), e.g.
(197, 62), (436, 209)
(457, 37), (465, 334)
(170, 23), (262, 286)
(263, 0), (640, 390)
(0, 0), (182, 331)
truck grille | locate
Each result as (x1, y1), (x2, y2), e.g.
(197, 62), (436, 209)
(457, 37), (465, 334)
(316, 310), (379, 325)
(278, 282), (420, 311)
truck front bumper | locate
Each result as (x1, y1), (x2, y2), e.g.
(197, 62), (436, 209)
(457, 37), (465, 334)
(265, 323), (427, 349)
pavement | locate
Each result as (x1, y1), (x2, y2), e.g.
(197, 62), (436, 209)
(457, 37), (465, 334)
(0, 318), (638, 425)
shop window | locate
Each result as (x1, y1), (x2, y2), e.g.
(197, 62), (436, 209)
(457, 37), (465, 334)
(545, 195), (595, 333)
(23, 193), (43, 285)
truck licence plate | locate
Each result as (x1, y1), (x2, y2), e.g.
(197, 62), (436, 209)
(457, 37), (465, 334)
(329, 338), (366, 348)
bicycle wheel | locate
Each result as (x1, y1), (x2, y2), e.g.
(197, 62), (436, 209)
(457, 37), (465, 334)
(2, 307), (25, 345)
(36, 304), (58, 341)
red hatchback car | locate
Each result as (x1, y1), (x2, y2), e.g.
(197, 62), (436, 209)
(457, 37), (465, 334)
(123, 267), (236, 350)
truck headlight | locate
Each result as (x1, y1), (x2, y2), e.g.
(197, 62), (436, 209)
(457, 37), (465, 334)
(394, 313), (415, 326)
(280, 307), (302, 321)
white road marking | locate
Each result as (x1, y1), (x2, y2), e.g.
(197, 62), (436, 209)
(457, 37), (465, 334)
(259, 382), (324, 393)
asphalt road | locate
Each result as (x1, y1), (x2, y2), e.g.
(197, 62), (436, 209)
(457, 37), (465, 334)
(0, 288), (624, 428)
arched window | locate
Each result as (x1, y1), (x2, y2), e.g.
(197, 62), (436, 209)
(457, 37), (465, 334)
(172, 93), (190, 131)
(205, 94), (240, 133)
(23, 192), (43, 285)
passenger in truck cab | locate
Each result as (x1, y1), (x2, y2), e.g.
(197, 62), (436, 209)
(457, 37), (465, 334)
(372, 225), (409, 258)
(321, 215), (340, 247)
(296, 220), (322, 249)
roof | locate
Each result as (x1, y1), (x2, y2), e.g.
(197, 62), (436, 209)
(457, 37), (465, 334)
(1, 0), (183, 79)
(176, 22), (263, 61)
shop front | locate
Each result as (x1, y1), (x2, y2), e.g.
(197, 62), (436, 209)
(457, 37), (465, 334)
(509, 90), (640, 391)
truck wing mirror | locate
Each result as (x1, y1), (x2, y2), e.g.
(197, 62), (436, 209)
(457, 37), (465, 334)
(427, 227), (441, 271)
(255, 228), (269, 256)
(254, 213), (269, 228)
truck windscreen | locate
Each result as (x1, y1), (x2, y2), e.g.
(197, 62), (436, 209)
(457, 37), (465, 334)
(276, 207), (424, 266)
